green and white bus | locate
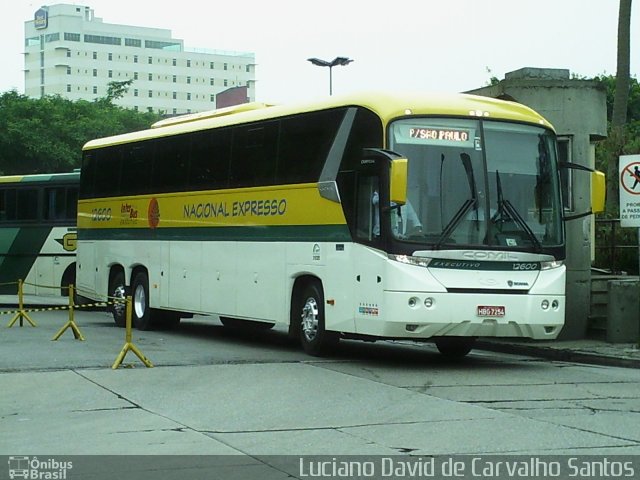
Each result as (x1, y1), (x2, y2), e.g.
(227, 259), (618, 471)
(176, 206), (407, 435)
(0, 171), (78, 301)
(77, 92), (604, 356)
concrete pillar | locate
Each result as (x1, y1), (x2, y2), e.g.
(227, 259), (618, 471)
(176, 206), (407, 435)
(606, 280), (640, 343)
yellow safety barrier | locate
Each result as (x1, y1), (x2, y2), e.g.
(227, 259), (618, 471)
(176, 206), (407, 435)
(112, 295), (153, 369)
(52, 284), (85, 341)
(6, 279), (37, 328)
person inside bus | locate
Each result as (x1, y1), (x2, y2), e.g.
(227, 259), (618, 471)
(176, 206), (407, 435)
(372, 190), (421, 238)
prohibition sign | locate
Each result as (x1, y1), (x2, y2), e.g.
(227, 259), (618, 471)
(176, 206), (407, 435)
(620, 161), (640, 194)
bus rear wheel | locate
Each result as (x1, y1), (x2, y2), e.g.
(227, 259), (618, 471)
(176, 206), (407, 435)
(295, 281), (338, 356)
(434, 337), (475, 358)
(109, 271), (126, 328)
(131, 271), (153, 330)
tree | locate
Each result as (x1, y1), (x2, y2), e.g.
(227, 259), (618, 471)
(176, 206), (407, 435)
(606, 0), (633, 213)
(105, 79), (134, 103)
(0, 90), (160, 175)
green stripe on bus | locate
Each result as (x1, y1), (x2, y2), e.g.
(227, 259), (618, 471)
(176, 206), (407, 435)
(77, 224), (352, 242)
(0, 227), (53, 294)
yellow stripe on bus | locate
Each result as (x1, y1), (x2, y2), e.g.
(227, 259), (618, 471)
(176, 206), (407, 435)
(77, 183), (347, 229)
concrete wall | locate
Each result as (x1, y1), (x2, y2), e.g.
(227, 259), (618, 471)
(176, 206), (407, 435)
(469, 68), (607, 339)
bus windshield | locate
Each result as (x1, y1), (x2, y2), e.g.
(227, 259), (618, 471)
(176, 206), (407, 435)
(388, 118), (563, 252)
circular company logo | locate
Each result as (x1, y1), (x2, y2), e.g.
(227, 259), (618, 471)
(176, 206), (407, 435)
(148, 197), (160, 229)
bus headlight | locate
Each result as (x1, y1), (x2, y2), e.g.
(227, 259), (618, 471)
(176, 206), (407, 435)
(389, 254), (431, 268)
(424, 297), (434, 308)
(540, 260), (564, 270)
(541, 299), (550, 310)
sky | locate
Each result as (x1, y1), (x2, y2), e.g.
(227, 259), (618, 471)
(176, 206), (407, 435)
(1, 0), (638, 104)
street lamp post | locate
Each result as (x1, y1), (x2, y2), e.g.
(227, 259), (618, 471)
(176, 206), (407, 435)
(307, 56), (353, 95)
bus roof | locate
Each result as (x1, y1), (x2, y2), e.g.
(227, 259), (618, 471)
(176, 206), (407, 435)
(0, 171), (80, 184)
(83, 91), (554, 150)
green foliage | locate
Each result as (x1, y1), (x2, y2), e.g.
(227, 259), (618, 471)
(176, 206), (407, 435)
(0, 89), (160, 175)
(592, 74), (640, 273)
(592, 74), (640, 124)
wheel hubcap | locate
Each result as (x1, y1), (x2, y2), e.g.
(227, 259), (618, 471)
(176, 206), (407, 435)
(113, 285), (126, 317)
(134, 284), (146, 319)
(301, 297), (319, 342)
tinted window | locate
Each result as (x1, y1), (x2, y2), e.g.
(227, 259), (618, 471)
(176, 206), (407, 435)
(121, 141), (151, 196)
(1, 189), (39, 221)
(93, 146), (122, 198)
(153, 135), (190, 193)
(278, 109), (345, 184)
(45, 186), (78, 221)
(229, 122), (279, 188)
(189, 128), (232, 190)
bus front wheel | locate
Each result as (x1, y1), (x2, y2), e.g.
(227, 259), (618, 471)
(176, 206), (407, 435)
(434, 337), (475, 358)
(295, 281), (338, 356)
(131, 271), (153, 330)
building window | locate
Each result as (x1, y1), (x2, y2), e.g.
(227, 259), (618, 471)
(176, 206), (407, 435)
(92, 51), (97, 60)
(224, 63), (228, 70)
(246, 65), (250, 73)
(66, 49), (71, 58)
(134, 89), (138, 97)
(148, 57), (153, 64)
(108, 53), (113, 61)
(108, 70), (113, 78)
(134, 72), (138, 80)
(93, 69), (97, 77)
(148, 90), (153, 98)
(172, 92), (176, 99)
(210, 94), (215, 102)
(210, 62), (214, 69)
(93, 86), (97, 94)
(66, 67), (71, 75)
(125, 38), (141, 47)
(63, 32), (80, 42)
(172, 58), (176, 67)
(187, 76), (191, 84)
(85, 34), (121, 45)
(187, 93), (191, 101)
(134, 55), (138, 63)
(224, 79), (228, 86)
(172, 75), (177, 83)
(66, 84), (71, 93)
(187, 59), (191, 67)
(173, 108), (177, 115)
(148, 73), (153, 81)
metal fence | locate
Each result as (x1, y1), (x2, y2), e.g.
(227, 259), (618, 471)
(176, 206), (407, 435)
(594, 219), (639, 274)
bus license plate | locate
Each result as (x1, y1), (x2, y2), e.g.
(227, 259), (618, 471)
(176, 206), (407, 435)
(477, 305), (505, 317)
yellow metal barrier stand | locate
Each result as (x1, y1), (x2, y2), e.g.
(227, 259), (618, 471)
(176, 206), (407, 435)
(112, 296), (153, 369)
(7, 279), (37, 328)
(52, 284), (85, 341)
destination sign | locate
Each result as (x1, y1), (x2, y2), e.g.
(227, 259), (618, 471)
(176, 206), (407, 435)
(408, 127), (470, 142)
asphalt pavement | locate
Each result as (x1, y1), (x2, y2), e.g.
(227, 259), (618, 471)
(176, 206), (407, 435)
(1, 305), (639, 480)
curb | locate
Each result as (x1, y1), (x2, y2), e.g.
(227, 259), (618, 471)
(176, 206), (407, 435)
(474, 341), (640, 370)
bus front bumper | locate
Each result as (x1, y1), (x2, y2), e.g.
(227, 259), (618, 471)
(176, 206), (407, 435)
(354, 291), (564, 340)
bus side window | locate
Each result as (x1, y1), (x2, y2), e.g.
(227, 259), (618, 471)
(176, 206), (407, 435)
(66, 187), (78, 220)
(356, 176), (380, 241)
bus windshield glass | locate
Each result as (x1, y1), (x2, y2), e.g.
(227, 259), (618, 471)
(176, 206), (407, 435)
(389, 118), (563, 251)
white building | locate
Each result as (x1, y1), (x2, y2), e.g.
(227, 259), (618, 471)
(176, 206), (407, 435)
(24, 4), (256, 114)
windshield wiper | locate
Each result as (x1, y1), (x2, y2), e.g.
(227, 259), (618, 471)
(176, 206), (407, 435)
(434, 199), (475, 249)
(433, 153), (479, 249)
(491, 170), (542, 251)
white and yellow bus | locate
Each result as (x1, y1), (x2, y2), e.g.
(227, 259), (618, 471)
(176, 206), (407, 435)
(77, 92), (604, 357)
